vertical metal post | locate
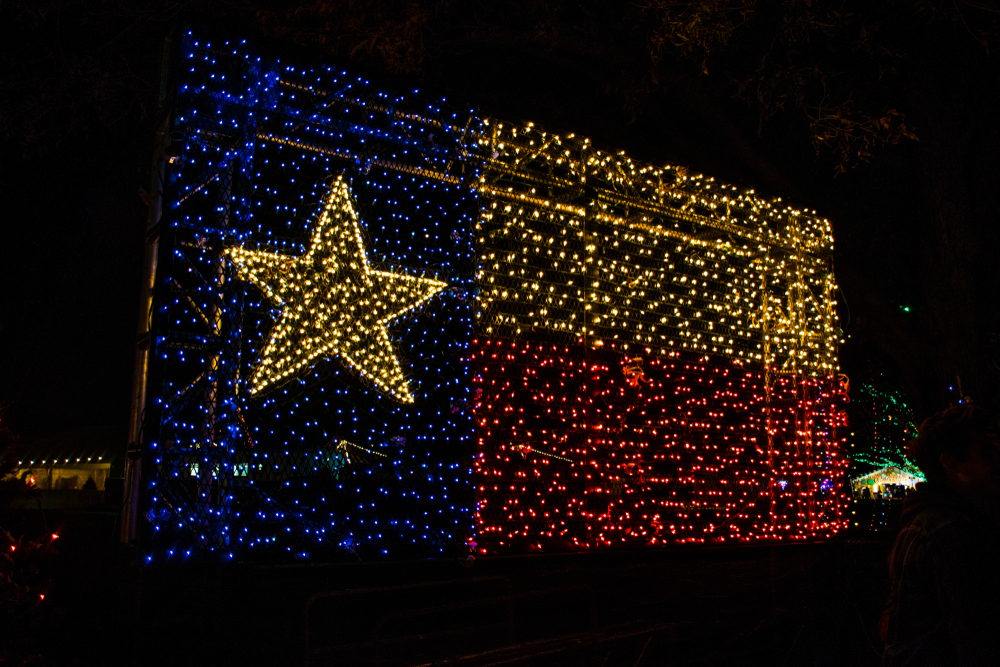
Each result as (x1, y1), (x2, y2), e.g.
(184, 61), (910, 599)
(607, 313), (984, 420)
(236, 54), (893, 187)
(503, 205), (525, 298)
(198, 159), (232, 540)
(760, 253), (776, 529)
(121, 34), (173, 544)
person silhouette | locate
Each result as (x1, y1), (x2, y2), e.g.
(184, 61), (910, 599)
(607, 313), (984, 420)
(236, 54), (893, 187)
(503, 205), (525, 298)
(882, 404), (1000, 666)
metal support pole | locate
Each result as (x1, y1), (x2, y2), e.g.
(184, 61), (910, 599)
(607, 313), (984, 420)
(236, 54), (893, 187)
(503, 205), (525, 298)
(121, 34), (173, 544)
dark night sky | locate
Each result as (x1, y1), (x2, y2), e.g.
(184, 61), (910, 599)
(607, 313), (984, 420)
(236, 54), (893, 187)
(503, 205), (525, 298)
(0, 130), (146, 439)
(0, 1), (997, 443)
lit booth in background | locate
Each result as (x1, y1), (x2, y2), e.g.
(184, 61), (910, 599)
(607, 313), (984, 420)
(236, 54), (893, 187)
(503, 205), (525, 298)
(9, 426), (117, 509)
(123, 30), (848, 563)
(852, 465), (924, 499)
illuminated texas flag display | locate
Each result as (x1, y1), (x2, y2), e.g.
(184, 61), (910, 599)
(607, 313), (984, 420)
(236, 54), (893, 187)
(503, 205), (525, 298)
(143, 31), (848, 561)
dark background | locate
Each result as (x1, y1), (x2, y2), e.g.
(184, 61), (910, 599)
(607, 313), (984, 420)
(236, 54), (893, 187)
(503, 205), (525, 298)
(1, 0), (997, 440)
(0, 3), (973, 664)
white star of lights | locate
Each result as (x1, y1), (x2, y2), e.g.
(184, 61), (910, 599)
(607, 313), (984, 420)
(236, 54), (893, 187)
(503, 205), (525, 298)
(226, 176), (448, 402)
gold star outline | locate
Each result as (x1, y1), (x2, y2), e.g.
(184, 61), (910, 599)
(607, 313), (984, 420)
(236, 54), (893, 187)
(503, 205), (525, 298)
(226, 176), (447, 402)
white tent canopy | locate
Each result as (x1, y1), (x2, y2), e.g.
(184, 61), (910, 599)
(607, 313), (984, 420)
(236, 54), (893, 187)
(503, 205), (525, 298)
(852, 464), (924, 494)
